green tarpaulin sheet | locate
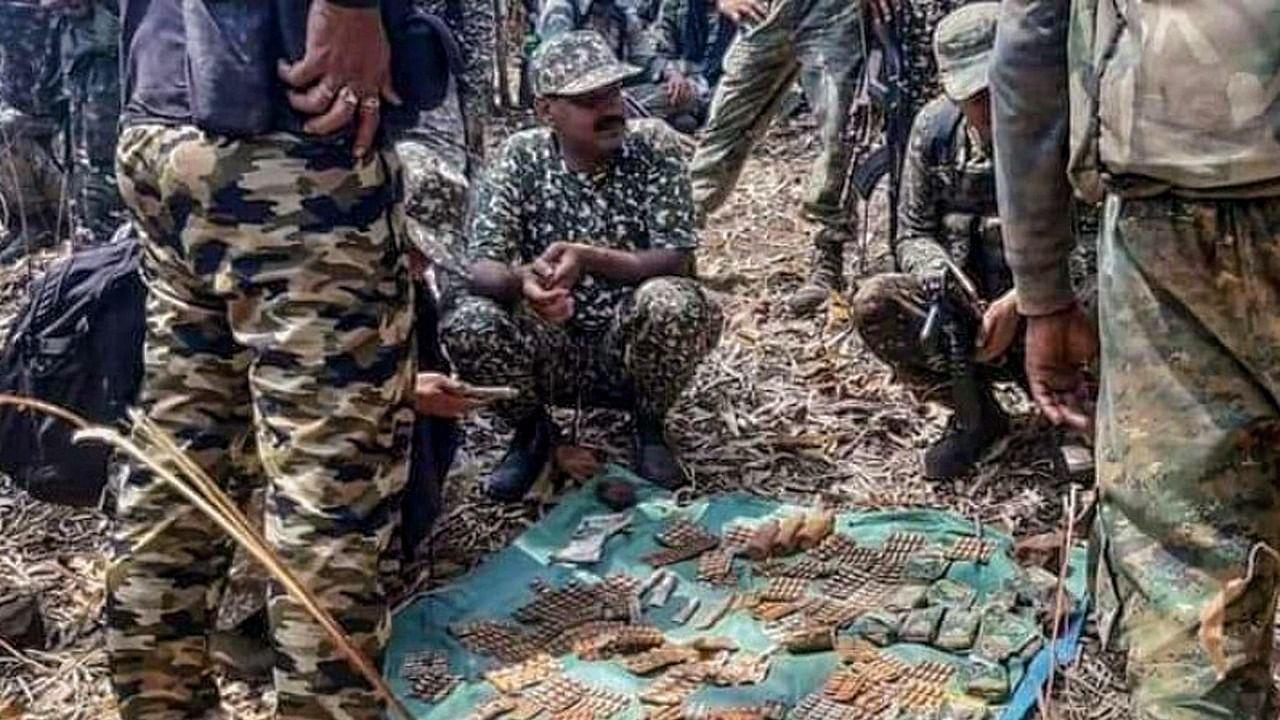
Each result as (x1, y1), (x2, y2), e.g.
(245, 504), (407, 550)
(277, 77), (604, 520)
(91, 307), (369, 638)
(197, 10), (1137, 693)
(387, 466), (1088, 719)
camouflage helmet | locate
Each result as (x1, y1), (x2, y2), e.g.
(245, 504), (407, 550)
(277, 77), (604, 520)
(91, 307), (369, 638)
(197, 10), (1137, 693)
(533, 30), (642, 98)
(933, 2), (1000, 102)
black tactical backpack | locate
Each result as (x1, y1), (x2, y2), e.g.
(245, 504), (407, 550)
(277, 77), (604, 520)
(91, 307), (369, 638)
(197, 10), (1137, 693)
(0, 232), (146, 507)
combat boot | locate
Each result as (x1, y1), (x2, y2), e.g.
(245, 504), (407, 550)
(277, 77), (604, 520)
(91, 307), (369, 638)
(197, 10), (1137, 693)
(487, 410), (556, 502)
(788, 240), (845, 316)
(634, 412), (686, 489)
(922, 386), (1010, 480)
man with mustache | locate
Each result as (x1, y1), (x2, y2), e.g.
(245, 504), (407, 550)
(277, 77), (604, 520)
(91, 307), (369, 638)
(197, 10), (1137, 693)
(442, 31), (723, 500)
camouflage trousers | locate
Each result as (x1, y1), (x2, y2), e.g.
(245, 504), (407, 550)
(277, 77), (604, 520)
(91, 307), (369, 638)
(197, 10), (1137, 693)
(441, 277), (722, 420)
(1094, 194), (1280, 720)
(689, 0), (863, 246)
(627, 81), (712, 129)
(61, 3), (124, 246)
(109, 124), (415, 720)
(396, 83), (471, 248)
(416, 0), (495, 161)
(850, 273), (1022, 402)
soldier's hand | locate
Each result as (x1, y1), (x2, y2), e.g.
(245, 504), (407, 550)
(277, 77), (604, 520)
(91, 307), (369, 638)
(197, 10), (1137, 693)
(520, 267), (575, 324)
(665, 71), (694, 108)
(415, 373), (483, 418)
(278, 0), (402, 159)
(39, 0), (90, 17)
(718, 0), (767, 24)
(1024, 303), (1098, 433)
(540, 242), (590, 290)
(974, 290), (1020, 363)
(863, 0), (895, 29)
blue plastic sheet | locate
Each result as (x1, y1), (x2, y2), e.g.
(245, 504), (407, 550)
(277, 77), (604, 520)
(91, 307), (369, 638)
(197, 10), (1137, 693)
(387, 466), (1088, 719)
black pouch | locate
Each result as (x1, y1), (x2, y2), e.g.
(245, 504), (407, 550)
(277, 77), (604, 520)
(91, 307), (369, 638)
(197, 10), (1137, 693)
(184, 0), (278, 136)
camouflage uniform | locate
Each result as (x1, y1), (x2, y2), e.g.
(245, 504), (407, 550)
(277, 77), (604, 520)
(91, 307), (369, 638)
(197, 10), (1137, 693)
(395, 88), (473, 250)
(414, 0), (496, 161)
(993, 1), (1280, 717)
(898, 0), (970, 120)
(688, 0), (863, 284)
(58, 0), (124, 246)
(0, 2), (65, 250)
(441, 120), (721, 421)
(852, 97), (1006, 393)
(539, 0), (683, 121)
(109, 125), (415, 720)
(628, 0), (734, 125)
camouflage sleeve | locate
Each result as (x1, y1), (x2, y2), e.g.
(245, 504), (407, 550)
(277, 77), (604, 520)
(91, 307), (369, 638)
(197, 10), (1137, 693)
(647, 0), (684, 79)
(894, 107), (951, 278)
(624, 8), (663, 80)
(468, 137), (527, 264)
(538, 0), (577, 38)
(637, 124), (698, 251)
(991, 0), (1076, 316)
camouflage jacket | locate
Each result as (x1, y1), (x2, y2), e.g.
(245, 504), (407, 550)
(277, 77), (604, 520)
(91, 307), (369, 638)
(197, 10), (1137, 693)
(993, 0), (1280, 314)
(468, 121), (699, 335)
(896, 97), (1007, 299)
(647, 0), (732, 87)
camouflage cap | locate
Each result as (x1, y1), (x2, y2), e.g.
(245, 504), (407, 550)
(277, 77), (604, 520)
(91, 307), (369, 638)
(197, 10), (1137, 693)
(934, 2), (1000, 102)
(533, 30), (642, 98)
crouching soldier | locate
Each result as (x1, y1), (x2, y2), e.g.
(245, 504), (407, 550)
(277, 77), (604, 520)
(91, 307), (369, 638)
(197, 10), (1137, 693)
(851, 3), (1091, 479)
(442, 31), (722, 500)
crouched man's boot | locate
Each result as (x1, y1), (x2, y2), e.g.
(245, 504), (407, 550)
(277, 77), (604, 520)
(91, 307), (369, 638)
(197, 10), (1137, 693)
(788, 237), (846, 316)
(923, 385), (1009, 480)
(488, 410), (557, 502)
(634, 412), (685, 489)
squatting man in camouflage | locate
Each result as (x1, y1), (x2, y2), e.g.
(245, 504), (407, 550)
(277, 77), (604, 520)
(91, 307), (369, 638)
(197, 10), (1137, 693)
(442, 31), (723, 501)
(852, 4), (1029, 480)
(994, 0), (1280, 718)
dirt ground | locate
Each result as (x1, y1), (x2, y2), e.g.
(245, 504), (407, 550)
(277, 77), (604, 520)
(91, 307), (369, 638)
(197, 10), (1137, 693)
(0, 113), (1134, 719)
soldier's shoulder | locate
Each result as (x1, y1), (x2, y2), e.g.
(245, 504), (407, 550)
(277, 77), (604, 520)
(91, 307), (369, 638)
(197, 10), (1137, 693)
(623, 119), (689, 166)
(493, 127), (557, 166)
(908, 96), (962, 156)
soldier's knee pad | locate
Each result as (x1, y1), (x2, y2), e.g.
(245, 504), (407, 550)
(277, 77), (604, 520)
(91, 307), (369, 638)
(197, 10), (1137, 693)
(439, 296), (515, 352)
(633, 277), (714, 321)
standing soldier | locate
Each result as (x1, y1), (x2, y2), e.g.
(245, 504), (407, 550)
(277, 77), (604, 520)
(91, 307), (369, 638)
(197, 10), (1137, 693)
(994, 1), (1280, 718)
(108, 0), (417, 717)
(688, 0), (864, 316)
(415, 0), (496, 161)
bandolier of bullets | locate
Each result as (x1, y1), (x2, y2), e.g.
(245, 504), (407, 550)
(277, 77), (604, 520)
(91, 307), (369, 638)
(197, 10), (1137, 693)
(945, 536), (997, 563)
(644, 518), (722, 567)
(400, 650), (462, 702)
